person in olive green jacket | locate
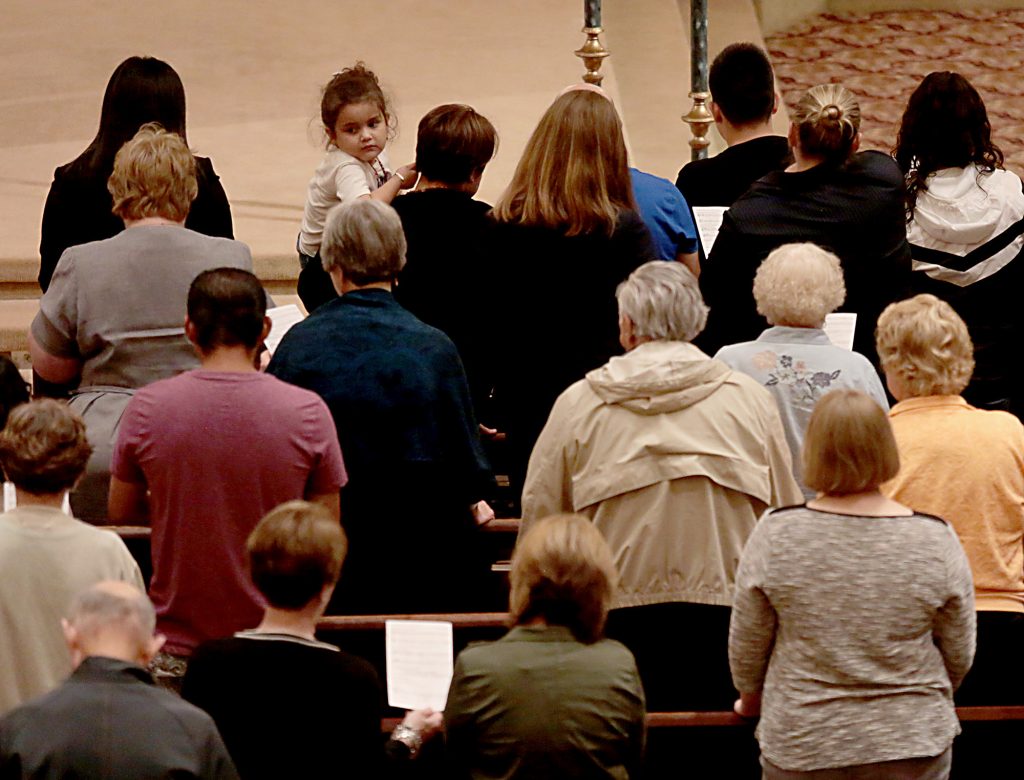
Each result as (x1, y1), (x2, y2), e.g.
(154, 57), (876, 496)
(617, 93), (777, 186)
(445, 514), (646, 779)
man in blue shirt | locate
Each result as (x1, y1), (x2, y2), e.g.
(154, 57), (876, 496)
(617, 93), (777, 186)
(630, 167), (699, 275)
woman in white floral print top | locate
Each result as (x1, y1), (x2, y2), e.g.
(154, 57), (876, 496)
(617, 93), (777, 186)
(716, 242), (888, 497)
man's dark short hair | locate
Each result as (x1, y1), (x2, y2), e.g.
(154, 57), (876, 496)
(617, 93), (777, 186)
(187, 268), (266, 352)
(709, 43), (776, 127)
(415, 104), (498, 185)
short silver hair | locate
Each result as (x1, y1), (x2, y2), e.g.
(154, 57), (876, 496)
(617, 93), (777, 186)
(321, 199), (406, 284)
(616, 261), (709, 343)
(67, 582), (155, 648)
(754, 243), (845, 327)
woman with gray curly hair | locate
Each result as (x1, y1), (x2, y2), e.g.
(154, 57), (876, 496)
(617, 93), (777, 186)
(716, 242), (888, 497)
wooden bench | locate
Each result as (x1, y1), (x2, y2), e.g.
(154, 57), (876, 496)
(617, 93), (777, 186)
(375, 705), (1024, 776)
(104, 525), (153, 540)
(325, 616), (1024, 732)
(318, 612), (509, 632)
(0, 255), (300, 300)
(105, 520), (519, 542)
(483, 518), (519, 534)
(377, 706), (1024, 732)
(0, 290), (305, 355)
(108, 523), (520, 598)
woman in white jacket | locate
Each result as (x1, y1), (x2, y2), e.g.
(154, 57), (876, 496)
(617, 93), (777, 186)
(894, 71), (1024, 415)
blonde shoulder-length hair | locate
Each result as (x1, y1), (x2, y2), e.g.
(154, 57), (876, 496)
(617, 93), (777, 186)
(509, 514), (618, 644)
(803, 389), (900, 495)
(492, 90), (635, 237)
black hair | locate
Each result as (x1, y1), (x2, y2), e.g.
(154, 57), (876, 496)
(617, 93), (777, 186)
(708, 43), (776, 126)
(68, 56), (188, 178)
(894, 71), (1004, 219)
(187, 268), (267, 352)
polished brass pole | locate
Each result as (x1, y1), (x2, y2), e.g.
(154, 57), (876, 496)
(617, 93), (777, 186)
(682, 0), (713, 160)
(576, 1), (609, 86)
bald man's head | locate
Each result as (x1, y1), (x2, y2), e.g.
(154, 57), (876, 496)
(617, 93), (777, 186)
(63, 581), (164, 668)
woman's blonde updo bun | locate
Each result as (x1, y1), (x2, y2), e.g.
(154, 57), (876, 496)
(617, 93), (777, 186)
(792, 84), (861, 162)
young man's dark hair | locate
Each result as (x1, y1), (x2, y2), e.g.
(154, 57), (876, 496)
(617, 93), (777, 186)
(415, 104), (498, 186)
(186, 268), (266, 352)
(708, 43), (776, 127)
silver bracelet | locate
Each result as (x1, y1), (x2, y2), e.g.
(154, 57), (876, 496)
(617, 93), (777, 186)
(391, 170), (406, 183)
(391, 723), (423, 757)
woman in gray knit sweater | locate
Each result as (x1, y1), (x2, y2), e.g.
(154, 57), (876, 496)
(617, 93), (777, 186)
(729, 389), (976, 779)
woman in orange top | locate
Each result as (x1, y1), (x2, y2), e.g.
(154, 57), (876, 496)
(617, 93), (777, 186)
(877, 293), (1024, 706)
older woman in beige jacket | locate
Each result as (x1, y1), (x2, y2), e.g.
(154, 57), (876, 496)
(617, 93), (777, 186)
(521, 261), (802, 713)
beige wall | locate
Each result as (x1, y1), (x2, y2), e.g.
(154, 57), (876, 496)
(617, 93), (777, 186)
(755, 0), (1024, 36)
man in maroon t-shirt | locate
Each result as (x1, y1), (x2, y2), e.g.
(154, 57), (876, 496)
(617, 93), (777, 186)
(109, 269), (346, 687)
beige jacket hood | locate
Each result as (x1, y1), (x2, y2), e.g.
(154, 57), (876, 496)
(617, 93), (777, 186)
(586, 340), (732, 414)
(522, 341), (802, 609)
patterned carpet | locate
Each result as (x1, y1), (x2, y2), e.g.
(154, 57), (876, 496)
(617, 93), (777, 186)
(766, 9), (1024, 175)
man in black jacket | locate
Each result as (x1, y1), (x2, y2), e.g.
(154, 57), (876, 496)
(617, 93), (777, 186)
(0, 581), (237, 779)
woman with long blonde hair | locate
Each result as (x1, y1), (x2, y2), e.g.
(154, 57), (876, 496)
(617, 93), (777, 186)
(485, 88), (655, 497)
